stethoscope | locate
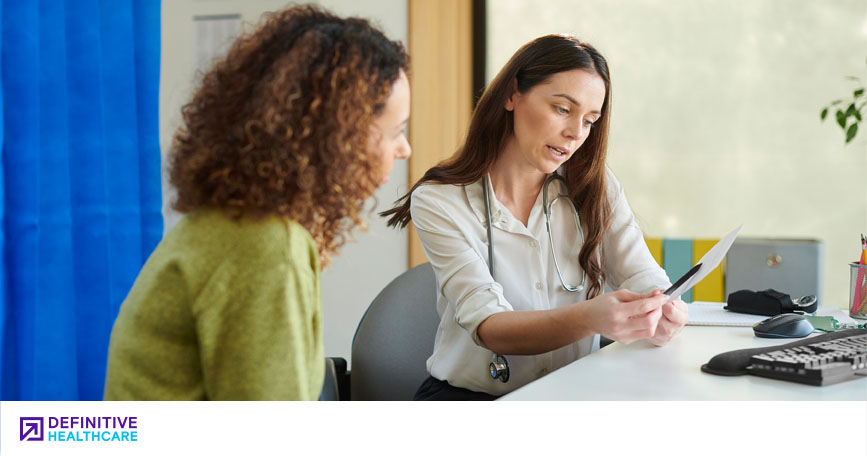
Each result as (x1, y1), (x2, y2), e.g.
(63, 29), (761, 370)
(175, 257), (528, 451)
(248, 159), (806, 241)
(483, 173), (587, 382)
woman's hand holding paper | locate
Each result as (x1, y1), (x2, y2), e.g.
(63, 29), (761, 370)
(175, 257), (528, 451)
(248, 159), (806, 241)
(579, 289), (668, 345)
(646, 289), (688, 346)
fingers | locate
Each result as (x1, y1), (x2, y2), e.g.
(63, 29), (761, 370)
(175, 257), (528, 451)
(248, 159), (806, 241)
(612, 288), (644, 302)
(598, 291), (683, 344)
(609, 307), (663, 343)
(613, 309), (662, 344)
(661, 301), (688, 326)
(625, 293), (669, 317)
(655, 312), (679, 334)
(650, 300), (689, 346)
(662, 303), (686, 323)
(650, 319), (680, 346)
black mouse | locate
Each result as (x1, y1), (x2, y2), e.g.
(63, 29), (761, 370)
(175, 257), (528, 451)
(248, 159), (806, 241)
(753, 313), (814, 338)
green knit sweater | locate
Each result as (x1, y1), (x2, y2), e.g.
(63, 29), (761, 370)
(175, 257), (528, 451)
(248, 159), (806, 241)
(104, 209), (324, 400)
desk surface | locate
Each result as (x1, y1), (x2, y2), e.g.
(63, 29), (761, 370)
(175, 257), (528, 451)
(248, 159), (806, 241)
(501, 325), (867, 400)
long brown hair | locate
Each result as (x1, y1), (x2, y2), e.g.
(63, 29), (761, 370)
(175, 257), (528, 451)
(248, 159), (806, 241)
(381, 34), (612, 297)
(170, 5), (409, 266)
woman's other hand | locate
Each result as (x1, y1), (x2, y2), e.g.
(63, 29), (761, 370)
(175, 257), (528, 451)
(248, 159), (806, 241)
(579, 289), (668, 344)
(646, 289), (688, 346)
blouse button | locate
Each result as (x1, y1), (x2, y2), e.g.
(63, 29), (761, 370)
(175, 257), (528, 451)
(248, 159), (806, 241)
(529, 239), (539, 248)
(535, 282), (543, 290)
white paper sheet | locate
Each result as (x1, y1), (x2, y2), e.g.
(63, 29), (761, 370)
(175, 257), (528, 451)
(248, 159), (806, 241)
(667, 224), (743, 302)
(686, 301), (765, 327)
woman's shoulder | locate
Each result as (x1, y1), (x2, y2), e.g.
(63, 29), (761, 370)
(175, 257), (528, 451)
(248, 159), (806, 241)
(410, 180), (482, 228)
(603, 165), (626, 202)
(603, 165), (623, 191)
(412, 181), (469, 200)
(176, 209), (317, 269)
(242, 216), (317, 270)
(410, 181), (475, 213)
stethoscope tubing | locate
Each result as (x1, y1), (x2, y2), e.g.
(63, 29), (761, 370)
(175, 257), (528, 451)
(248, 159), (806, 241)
(482, 173), (587, 383)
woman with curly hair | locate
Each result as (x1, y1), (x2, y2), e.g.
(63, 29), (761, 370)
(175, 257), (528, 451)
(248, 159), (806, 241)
(104, 5), (410, 400)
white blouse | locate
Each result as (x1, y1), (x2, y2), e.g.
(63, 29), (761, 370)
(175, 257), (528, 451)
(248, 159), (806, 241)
(410, 167), (671, 396)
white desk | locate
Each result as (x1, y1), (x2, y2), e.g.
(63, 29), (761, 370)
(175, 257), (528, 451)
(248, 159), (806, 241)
(501, 324), (867, 400)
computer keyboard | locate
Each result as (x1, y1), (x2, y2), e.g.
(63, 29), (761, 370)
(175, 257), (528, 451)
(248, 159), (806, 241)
(746, 332), (867, 386)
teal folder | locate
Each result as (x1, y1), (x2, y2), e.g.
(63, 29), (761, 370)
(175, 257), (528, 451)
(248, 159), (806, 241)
(662, 239), (694, 302)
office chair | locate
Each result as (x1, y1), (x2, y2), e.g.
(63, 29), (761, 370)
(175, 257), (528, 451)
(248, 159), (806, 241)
(348, 262), (440, 400)
(318, 358), (341, 401)
(319, 262), (620, 400)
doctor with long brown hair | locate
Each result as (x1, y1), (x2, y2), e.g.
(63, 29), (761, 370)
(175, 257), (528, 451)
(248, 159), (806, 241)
(383, 34), (687, 400)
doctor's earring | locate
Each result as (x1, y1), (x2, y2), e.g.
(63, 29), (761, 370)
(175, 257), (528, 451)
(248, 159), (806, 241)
(489, 354), (510, 383)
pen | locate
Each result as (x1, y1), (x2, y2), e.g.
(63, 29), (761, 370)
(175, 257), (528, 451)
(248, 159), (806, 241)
(664, 263), (701, 295)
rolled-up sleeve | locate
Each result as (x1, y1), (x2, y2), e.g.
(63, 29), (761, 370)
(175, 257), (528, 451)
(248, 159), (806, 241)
(411, 186), (512, 346)
(602, 170), (672, 294)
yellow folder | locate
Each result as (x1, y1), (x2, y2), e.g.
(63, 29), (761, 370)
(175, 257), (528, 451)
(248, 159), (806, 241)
(692, 239), (725, 302)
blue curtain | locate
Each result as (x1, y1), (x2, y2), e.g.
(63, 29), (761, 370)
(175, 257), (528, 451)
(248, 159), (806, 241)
(0, 0), (162, 400)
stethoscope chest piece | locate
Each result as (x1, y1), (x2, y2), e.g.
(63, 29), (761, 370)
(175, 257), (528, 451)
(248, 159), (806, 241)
(489, 354), (510, 383)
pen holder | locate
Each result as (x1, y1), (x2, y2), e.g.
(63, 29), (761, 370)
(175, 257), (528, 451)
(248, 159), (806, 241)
(850, 263), (867, 320)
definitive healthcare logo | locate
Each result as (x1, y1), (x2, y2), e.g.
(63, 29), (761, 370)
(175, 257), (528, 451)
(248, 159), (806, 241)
(19, 417), (43, 441)
(19, 415), (138, 442)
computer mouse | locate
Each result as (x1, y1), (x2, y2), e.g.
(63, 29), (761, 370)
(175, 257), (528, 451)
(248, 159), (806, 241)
(753, 313), (814, 338)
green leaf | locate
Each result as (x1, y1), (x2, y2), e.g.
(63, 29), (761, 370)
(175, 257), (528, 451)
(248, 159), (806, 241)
(821, 107), (828, 120)
(836, 109), (847, 128)
(855, 110), (863, 122)
(846, 123), (858, 143)
(846, 76), (861, 81)
(846, 103), (858, 117)
(830, 99), (843, 106)
(855, 88), (865, 97)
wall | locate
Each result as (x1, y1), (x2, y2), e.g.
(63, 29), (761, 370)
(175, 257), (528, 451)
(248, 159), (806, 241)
(488, 0), (867, 309)
(161, 0), (409, 364)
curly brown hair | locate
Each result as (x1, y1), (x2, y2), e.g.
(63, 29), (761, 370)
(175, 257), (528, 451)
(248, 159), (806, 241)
(170, 4), (409, 265)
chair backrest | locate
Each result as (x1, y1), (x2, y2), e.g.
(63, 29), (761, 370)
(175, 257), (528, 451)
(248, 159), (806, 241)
(350, 262), (440, 400)
(318, 358), (339, 401)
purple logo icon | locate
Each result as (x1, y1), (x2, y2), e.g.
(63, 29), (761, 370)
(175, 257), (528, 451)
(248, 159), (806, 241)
(20, 417), (44, 441)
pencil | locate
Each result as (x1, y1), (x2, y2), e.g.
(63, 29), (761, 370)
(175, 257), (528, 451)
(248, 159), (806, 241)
(860, 288), (867, 316)
(853, 234), (867, 315)
(860, 248), (867, 316)
(862, 234), (866, 265)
